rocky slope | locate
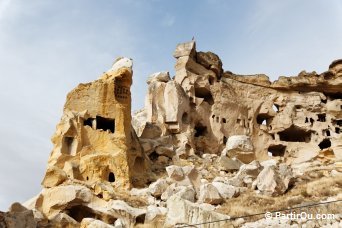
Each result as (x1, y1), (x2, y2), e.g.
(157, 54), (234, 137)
(1, 41), (342, 228)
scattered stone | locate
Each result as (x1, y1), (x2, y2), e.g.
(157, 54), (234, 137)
(165, 195), (231, 227)
(198, 183), (223, 204)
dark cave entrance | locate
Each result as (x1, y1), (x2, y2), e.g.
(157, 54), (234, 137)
(96, 116), (115, 133)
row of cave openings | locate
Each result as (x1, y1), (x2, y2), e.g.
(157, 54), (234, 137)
(84, 116), (115, 133)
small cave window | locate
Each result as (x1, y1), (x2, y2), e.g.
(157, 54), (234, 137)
(268, 145), (286, 157)
(67, 205), (96, 222)
(108, 172), (115, 182)
(194, 87), (214, 105)
(310, 118), (314, 125)
(318, 139), (331, 150)
(271, 134), (275, 140)
(295, 105), (302, 110)
(325, 92), (342, 100)
(208, 77), (215, 85)
(317, 114), (326, 122)
(272, 104), (279, 112)
(305, 117), (308, 123)
(182, 112), (189, 124)
(212, 115), (215, 119)
(223, 136), (227, 144)
(336, 127), (340, 134)
(278, 125), (311, 142)
(84, 118), (94, 128)
(96, 116), (115, 133)
(194, 123), (207, 137)
(333, 119), (342, 126)
(222, 118), (227, 123)
(322, 129), (331, 137)
(149, 151), (158, 161)
(321, 98), (327, 104)
(256, 114), (271, 125)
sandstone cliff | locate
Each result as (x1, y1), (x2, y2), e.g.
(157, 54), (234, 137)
(1, 41), (341, 228)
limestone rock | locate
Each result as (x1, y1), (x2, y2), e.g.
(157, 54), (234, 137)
(253, 164), (294, 196)
(0, 204), (37, 228)
(81, 218), (115, 228)
(219, 155), (243, 171)
(198, 183), (223, 204)
(148, 179), (169, 198)
(161, 184), (196, 202)
(165, 195), (231, 228)
(228, 161), (262, 187)
(41, 166), (67, 188)
(147, 71), (171, 84)
(211, 182), (237, 199)
(166, 165), (184, 181)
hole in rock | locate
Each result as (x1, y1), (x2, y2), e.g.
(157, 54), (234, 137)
(272, 104), (279, 112)
(63, 137), (74, 155)
(317, 114), (326, 122)
(333, 119), (342, 126)
(278, 125), (311, 142)
(323, 129), (331, 137)
(257, 114), (271, 125)
(318, 139), (331, 150)
(336, 127), (340, 134)
(222, 118), (226, 123)
(84, 118), (94, 128)
(325, 92), (342, 100)
(268, 145), (286, 157)
(305, 117), (309, 123)
(136, 214), (145, 224)
(194, 87), (214, 105)
(223, 136), (227, 144)
(310, 118), (314, 125)
(149, 151), (158, 161)
(96, 116), (115, 133)
(182, 112), (189, 124)
(67, 205), (96, 222)
(108, 172), (115, 182)
(194, 123), (207, 137)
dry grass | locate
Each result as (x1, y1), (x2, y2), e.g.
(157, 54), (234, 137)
(216, 175), (342, 222)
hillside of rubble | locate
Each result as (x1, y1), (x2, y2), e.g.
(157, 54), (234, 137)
(1, 41), (342, 228)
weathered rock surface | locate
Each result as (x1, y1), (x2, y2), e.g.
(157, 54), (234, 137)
(5, 40), (342, 227)
(165, 195), (231, 228)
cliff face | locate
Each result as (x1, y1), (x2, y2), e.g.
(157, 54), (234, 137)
(137, 41), (342, 166)
(1, 41), (341, 228)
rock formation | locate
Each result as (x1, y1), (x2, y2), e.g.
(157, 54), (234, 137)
(1, 41), (341, 228)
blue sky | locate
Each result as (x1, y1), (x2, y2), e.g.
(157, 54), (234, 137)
(0, 0), (341, 210)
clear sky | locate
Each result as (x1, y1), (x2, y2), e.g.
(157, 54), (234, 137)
(0, 0), (341, 210)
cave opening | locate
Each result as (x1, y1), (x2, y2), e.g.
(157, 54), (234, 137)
(278, 125), (311, 142)
(222, 118), (227, 123)
(66, 205), (96, 222)
(96, 116), (115, 133)
(256, 114), (271, 125)
(318, 139), (331, 150)
(182, 112), (189, 124)
(108, 172), (115, 182)
(268, 145), (286, 157)
(84, 118), (94, 128)
(325, 92), (342, 100)
(272, 104), (279, 112)
(317, 114), (326, 122)
(323, 129), (331, 137)
(336, 127), (340, 134)
(223, 136), (227, 144)
(194, 123), (207, 137)
(194, 87), (214, 105)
